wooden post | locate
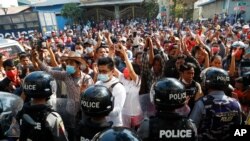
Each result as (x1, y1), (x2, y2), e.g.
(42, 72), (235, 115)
(132, 5), (135, 19)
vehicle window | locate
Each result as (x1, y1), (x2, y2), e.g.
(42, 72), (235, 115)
(0, 45), (22, 60)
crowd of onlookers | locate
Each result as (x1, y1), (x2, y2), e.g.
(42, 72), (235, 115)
(0, 17), (250, 140)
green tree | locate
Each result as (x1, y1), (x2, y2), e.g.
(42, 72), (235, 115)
(143, 0), (159, 19)
(61, 3), (83, 24)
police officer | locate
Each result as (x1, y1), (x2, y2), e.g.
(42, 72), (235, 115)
(190, 67), (242, 140)
(17, 71), (69, 141)
(76, 85), (113, 141)
(92, 127), (141, 141)
(137, 77), (197, 141)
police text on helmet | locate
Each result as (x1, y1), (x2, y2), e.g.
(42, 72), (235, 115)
(159, 130), (192, 138)
(169, 92), (186, 100)
(216, 76), (230, 81)
(81, 101), (100, 108)
(23, 84), (36, 90)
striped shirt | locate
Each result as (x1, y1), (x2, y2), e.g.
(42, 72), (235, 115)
(40, 62), (94, 115)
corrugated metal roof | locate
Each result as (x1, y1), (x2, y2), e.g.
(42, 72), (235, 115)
(196, 0), (216, 7)
(79, 0), (144, 7)
(0, 5), (31, 15)
(33, 0), (80, 7)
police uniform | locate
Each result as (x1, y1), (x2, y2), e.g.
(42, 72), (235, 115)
(138, 112), (197, 141)
(17, 71), (69, 141)
(189, 91), (242, 140)
(190, 67), (242, 141)
(138, 78), (198, 141)
(77, 85), (114, 140)
(17, 103), (68, 141)
(92, 127), (141, 141)
(76, 118), (112, 141)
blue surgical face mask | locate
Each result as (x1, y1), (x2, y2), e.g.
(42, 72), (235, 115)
(86, 47), (93, 53)
(98, 73), (110, 82)
(66, 65), (76, 74)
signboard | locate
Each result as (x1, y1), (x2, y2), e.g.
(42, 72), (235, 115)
(0, 28), (38, 39)
(234, 6), (246, 11)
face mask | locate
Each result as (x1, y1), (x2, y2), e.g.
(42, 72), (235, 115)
(235, 49), (242, 58)
(97, 74), (110, 82)
(86, 47), (93, 53)
(66, 65), (76, 74)
(6, 70), (17, 81)
(75, 49), (83, 55)
(123, 68), (130, 79)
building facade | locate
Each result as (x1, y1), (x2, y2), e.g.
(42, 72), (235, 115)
(31, 0), (80, 30)
(194, 0), (250, 23)
(79, 0), (146, 21)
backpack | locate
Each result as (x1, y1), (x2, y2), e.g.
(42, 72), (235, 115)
(19, 108), (55, 141)
(108, 82), (122, 93)
(199, 95), (241, 140)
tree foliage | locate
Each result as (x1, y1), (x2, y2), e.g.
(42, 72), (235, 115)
(61, 3), (83, 24)
(143, 0), (159, 19)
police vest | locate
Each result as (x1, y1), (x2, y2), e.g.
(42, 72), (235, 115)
(77, 118), (112, 141)
(149, 114), (197, 141)
(199, 95), (241, 140)
(18, 104), (54, 141)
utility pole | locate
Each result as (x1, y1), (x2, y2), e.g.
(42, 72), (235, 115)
(2, 7), (8, 15)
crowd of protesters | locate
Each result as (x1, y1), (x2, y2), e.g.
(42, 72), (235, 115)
(0, 17), (250, 140)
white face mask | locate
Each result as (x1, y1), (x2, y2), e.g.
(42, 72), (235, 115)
(86, 47), (93, 53)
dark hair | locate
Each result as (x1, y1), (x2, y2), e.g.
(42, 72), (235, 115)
(132, 63), (141, 75)
(95, 46), (108, 53)
(179, 62), (196, 72)
(19, 53), (29, 60)
(97, 57), (115, 70)
(210, 55), (222, 62)
(153, 54), (163, 66)
(3, 59), (15, 68)
(134, 51), (143, 59)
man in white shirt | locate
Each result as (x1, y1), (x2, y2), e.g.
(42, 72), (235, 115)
(95, 57), (126, 126)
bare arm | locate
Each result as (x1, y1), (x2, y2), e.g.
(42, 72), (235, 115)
(229, 49), (236, 77)
(46, 41), (59, 67)
(119, 44), (137, 82)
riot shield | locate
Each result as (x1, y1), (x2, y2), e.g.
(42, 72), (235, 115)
(0, 92), (24, 139)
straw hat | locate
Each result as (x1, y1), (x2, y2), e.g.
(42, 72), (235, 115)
(61, 51), (86, 64)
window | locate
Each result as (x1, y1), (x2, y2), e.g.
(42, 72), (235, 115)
(13, 24), (25, 29)
(0, 16), (12, 25)
(3, 25), (11, 30)
(0, 45), (21, 60)
(24, 13), (38, 22)
(11, 14), (25, 23)
(26, 22), (39, 28)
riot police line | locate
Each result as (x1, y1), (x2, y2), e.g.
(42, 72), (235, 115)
(0, 69), (250, 141)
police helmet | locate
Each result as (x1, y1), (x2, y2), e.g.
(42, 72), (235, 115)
(92, 127), (141, 141)
(151, 78), (186, 110)
(80, 85), (114, 117)
(201, 67), (230, 90)
(23, 71), (57, 98)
